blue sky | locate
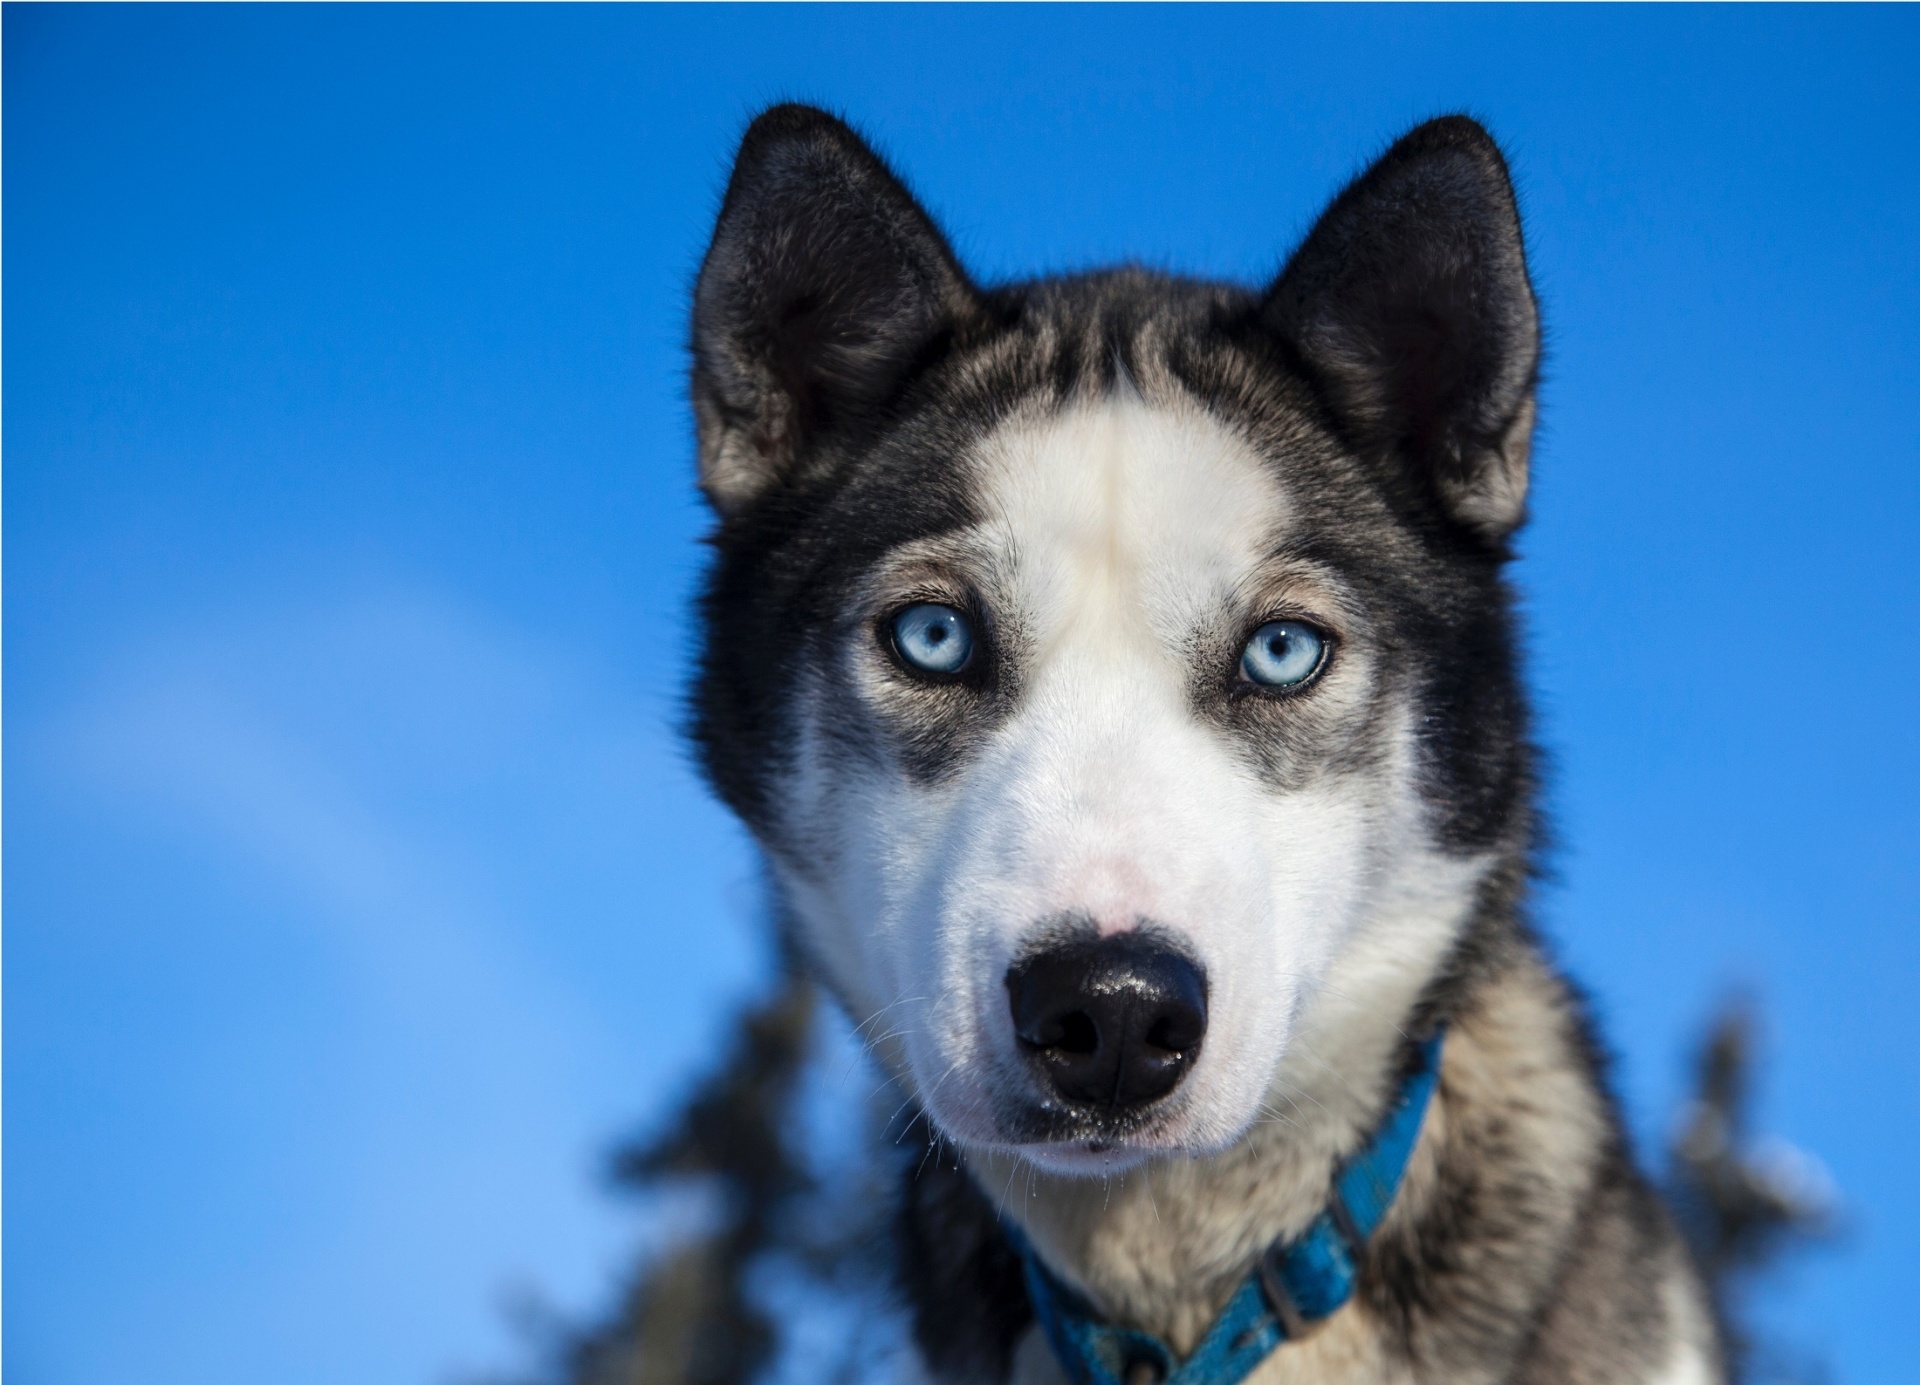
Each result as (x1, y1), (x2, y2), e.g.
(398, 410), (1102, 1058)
(6, 5), (1916, 1383)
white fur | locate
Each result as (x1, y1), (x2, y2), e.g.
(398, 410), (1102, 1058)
(771, 396), (1484, 1177)
(1648, 1272), (1720, 1385)
(1649, 1348), (1717, 1385)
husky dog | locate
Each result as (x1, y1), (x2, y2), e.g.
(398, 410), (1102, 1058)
(686, 105), (1722, 1385)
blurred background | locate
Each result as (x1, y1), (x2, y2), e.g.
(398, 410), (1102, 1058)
(5, 5), (1916, 1383)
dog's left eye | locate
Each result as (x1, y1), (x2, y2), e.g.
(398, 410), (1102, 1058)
(1239, 620), (1327, 688)
(891, 602), (975, 676)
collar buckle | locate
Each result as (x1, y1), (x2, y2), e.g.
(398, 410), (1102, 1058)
(1257, 1246), (1328, 1342)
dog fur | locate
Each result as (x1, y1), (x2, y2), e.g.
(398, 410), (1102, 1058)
(685, 104), (1724, 1385)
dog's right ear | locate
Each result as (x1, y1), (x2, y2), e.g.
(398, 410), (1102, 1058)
(691, 105), (979, 515)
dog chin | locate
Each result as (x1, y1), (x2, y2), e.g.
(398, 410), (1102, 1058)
(1012, 1139), (1159, 1178)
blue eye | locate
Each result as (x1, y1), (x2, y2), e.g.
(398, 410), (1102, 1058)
(891, 602), (975, 676)
(1239, 620), (1327, 688)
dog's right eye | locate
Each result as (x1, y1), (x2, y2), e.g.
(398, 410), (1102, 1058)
(890, 603), (975, 677)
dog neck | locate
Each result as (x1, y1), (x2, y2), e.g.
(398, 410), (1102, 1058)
(962, 851), (1496, 1356)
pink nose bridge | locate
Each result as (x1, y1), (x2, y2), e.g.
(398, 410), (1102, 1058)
(1050, 850), (1165, 935)
(994, 669), (1224, 934)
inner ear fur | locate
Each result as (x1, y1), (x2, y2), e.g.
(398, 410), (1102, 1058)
(691, 104), (981, 515)
(1264, 116), (1541, 543)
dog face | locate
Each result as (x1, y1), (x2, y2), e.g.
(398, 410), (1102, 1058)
(689, 107), (1540, 1173)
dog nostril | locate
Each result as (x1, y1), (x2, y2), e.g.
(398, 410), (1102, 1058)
(1006, 931), (1208, 1111)
(1145, 1011), (1203, 1054)
(1026, 1009), (1099, 1053)
(1051, 1011), (1099, 1054)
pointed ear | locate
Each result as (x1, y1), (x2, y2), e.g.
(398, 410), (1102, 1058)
(691, 105), (980, 514)
(1265, 117), (1541, 542)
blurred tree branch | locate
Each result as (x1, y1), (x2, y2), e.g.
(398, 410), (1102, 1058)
(556, 974), (818, 1385)
(1666, 998), (1839, 1383)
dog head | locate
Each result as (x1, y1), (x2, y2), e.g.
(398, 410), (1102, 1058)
(688, 106), (1539, 1174)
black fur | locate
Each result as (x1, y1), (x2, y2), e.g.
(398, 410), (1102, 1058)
(1264, 116), (1540, 543)
(895, 1133), (1035, 1385)
(690, 104), (985, 514)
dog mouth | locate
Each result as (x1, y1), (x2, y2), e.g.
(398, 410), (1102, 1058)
(1000, 1101), (1169, 1145)
(900, 1036), (1209, 1173)
(972, 1084), (1202, 1170)
(992, 1121), (1185, 1175)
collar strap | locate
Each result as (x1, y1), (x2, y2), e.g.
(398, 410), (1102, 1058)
(1010, 1030), (1444, 1385)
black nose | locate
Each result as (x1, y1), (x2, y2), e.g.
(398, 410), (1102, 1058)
(1006, 933), (1208, 1110)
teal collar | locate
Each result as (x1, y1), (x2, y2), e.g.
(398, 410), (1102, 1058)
(1009, 1030), (1444, 1385)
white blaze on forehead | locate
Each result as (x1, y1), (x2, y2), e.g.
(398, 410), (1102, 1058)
(960, 396), (1299, 935)
(974, 395), (1292, 664)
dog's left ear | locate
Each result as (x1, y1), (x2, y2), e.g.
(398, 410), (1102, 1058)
(1265, 117), (1540, 542)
